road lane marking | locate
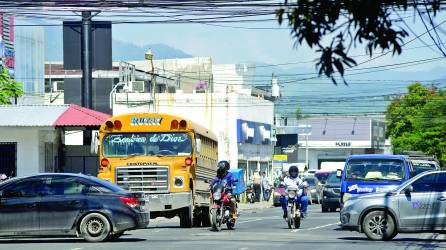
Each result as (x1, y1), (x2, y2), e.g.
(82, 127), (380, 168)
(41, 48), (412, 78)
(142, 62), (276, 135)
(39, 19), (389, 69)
(70, 248), (83, 250)
(238, 218), (263, 224)
(306, 222), (340, 231)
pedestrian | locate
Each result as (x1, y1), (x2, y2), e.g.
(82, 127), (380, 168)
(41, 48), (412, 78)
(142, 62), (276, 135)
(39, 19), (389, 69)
(252, 171), (261, 202)
(262, 171), (271, 201)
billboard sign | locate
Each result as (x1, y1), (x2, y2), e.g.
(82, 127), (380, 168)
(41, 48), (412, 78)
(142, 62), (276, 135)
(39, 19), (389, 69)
(237, 119), (271, 145)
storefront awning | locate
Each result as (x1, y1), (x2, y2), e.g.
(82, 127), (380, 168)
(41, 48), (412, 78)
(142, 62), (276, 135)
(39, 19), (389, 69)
(53, 104), (110, 127)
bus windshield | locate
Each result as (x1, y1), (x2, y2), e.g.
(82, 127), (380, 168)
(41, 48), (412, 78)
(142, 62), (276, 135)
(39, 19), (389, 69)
(102, 132), (192, 157)
(345, 159), (405, 182)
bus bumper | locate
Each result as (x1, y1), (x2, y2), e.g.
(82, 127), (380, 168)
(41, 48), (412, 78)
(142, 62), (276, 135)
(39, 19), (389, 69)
(146, 192), (192, 212)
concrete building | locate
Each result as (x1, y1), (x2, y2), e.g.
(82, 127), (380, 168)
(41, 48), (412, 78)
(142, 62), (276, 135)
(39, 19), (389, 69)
(274, 116), (388, 172)
(112, 92), (274, 180)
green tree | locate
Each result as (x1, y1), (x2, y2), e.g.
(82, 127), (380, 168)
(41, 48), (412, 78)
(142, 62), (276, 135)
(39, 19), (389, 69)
(276, 1), (444, 84)
(385, 83), (446, 164)
(0, 68), (24, 104)
(295, 107), (303, 120)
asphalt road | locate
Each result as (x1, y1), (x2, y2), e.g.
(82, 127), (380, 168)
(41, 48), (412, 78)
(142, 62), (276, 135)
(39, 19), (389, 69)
(1, 205), (446, 250)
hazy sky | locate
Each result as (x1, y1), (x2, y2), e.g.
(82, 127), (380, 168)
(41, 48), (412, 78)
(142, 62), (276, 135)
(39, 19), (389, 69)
(111, 12), (446, 73)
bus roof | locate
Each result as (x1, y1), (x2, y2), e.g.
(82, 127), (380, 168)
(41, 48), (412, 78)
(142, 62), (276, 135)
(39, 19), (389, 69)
(101, 112), (217, 141)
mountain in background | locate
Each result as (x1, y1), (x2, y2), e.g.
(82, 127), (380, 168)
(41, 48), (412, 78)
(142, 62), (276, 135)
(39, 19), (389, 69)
(44, 26), (192, 61)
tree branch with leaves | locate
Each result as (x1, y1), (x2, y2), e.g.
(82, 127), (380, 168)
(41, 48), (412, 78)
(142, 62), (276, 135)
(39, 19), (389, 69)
(0, 68), (24, 104)
(276, 0), (444, 84)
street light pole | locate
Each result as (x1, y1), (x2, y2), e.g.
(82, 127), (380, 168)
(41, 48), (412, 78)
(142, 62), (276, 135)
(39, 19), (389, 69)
(145, 49), (155, 112)
(305, 133), (309, 168)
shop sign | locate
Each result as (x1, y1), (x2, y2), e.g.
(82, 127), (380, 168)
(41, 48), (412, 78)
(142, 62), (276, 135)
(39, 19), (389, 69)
(335, 141), (352, 147)
(273, 154), (287, 163)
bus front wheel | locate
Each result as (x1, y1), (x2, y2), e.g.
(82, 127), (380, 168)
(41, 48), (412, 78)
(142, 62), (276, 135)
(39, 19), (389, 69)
(179, 206), (193, 228)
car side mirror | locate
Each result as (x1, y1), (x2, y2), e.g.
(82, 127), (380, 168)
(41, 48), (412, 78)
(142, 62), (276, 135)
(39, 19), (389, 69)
(405, 185), (414, 195)
(336, 169), (343, 178)
(195, 138), (202, 154)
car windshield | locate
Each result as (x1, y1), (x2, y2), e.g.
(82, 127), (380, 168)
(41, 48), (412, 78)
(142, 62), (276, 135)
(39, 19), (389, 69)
(306, 178), (316, 185)
(345, 158), (405, 182)
(315, 172), (330, 182)
(326, 173), (341, 184)
(102, 132), (192, 157)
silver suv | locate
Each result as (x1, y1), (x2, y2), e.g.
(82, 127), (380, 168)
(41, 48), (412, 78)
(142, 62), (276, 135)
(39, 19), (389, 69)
(340, 170), (446, 240)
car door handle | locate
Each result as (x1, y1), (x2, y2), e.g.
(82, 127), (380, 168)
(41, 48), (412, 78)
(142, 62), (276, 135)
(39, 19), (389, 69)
(438, 197), (446, 202)
(27, 203), (37, 208)
(70, 200), (81, 205)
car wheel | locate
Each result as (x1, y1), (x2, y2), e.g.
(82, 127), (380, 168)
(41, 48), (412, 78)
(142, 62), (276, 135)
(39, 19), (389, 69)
(362, 210), (396, 241)
(80, 213), (111, 242)
(107, 232), (124, 241)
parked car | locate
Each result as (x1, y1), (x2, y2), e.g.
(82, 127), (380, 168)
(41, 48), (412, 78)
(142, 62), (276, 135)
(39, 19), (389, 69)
(321, 172), (341, 212)
(341, 170), (446, 241)
(303, 169), (317, 178)
(410, 159), (440, 176)
(0, 173), (149, 242)
(304, 177), (321, 204)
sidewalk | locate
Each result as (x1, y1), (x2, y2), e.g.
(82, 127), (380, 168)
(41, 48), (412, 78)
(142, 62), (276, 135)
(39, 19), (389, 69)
(238, 201), (273, 211)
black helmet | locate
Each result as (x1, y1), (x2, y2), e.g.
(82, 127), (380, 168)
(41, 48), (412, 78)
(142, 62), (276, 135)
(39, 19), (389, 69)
(289, 165), (299, 178)
(217, 160), (230, 177)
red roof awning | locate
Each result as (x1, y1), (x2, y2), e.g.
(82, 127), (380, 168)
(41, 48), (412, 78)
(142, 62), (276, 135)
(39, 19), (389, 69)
(53, 104), (110, 127)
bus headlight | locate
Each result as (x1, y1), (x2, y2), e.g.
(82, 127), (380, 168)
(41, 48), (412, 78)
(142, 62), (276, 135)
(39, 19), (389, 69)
(174, 176), (184, 188)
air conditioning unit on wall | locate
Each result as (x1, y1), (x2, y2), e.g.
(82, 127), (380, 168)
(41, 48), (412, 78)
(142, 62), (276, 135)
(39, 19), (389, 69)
(128, 81), (145, 93)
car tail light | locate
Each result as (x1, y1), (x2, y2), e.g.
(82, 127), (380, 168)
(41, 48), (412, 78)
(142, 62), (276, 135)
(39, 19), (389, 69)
(119, 196), (140, 208)
(179, 120), (187, 128)
(114, 120), (122, 129)
(171, 120), (179, 129)
(100, 158), (109, 167)
(185, 157), (193, 166)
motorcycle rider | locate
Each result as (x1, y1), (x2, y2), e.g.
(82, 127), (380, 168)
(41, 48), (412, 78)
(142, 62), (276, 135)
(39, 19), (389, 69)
(210, 160), (238, 219)
(279, 165), (309, 219)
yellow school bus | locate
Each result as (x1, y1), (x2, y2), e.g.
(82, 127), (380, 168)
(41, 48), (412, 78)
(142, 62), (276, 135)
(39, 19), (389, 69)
(96, 113), (218, 227)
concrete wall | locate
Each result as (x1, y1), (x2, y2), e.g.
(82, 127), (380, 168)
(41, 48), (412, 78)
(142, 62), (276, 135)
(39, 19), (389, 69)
(112, 92), (274, 169)
(0, 127), (56, 176)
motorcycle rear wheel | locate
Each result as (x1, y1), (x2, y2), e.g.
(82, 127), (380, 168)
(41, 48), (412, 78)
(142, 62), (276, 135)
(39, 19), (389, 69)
(210, 208), (221, 231)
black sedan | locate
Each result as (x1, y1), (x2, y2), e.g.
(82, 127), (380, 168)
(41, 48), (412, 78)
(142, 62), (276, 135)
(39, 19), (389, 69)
(321, 172), (341, 212)
(0, 173), (149, 242)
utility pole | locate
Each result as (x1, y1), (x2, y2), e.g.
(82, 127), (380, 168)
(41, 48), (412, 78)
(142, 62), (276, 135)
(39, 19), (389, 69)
(81, 11), (93, 109)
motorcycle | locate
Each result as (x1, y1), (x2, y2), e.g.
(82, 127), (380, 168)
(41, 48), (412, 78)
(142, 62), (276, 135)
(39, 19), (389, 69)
(210, 179), (238, 231)
(285, 186), (305, 229)
(245, 183), (255, 203)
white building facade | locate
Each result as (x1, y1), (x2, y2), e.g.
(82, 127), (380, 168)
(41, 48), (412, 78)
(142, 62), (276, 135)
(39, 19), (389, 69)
(112, 92), (274, 179)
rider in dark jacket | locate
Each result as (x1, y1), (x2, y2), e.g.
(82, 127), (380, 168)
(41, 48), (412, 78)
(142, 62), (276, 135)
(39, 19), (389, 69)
(210, 160), (238, 218)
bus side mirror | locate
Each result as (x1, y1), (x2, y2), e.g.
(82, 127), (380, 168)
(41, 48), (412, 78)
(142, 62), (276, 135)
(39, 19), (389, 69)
(195, 138), (202, 154)
(336, 169), (342, 178)
(90, 131), (99, 154)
